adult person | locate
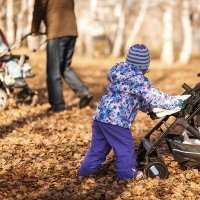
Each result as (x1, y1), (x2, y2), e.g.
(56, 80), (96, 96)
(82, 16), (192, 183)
(31, 0), (93, 112)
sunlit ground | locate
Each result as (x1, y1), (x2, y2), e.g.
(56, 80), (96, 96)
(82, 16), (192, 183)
(0, 49), (199, 199)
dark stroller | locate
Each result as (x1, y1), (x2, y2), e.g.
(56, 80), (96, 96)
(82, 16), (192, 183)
(0, 31), (39, 111)
(137, 73), (200, 179)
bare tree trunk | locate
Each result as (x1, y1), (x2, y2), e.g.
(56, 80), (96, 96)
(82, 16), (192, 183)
(82, 0), (99, 57)
(6, 0), (15, 45)
(161, 2), (174, 65)
(111, 2), (126, 57)
(83, 0), (97, 56)
(26, 0), (36, 49)
(178, 0), (192, 64)
(16, 0), (27, 44)
(90, 0), (97, 13)
(0, 0), (6, 32)
(124, 0), (149, 53)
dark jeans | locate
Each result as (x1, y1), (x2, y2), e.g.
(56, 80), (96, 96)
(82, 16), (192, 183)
(46, 36), (88, 108)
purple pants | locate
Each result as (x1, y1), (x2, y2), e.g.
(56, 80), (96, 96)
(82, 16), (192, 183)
(78, 120), (137, 179)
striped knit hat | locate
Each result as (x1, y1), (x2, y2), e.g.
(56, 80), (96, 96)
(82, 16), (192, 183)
(126, 44), (150, 72)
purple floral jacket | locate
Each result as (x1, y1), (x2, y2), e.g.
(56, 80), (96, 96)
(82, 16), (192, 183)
(93, 62), (180, 129)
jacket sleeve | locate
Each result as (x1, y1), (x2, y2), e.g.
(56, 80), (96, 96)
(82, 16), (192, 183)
(130, 75), (180, 112)
(31, 0), (48, 34)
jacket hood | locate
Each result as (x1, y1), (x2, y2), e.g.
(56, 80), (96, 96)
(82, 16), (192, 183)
(107, 62), (143, 83)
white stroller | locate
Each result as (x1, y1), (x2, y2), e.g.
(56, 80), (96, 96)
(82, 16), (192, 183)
(0, 31), (39, 111)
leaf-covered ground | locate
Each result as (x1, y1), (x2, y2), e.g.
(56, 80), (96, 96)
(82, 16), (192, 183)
(0, 51), (200, 200)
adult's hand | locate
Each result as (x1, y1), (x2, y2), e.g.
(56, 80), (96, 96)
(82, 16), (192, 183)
(31, 32), (39, 36)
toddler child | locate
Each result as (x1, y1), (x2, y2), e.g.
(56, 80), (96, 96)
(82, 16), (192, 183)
(0, 29), (34, 88)
(78, 44), (183, 179)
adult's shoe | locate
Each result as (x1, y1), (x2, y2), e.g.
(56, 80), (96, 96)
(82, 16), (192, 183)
(79, 93), (93, 108)
(46, 105), (66, 113)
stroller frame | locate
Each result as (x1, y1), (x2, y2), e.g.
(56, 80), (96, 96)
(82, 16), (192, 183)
(0, 32), (46, 111)
(137, 73), (200, 179)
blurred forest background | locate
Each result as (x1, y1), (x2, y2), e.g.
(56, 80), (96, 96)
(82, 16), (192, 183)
(1, 0), (200, 64)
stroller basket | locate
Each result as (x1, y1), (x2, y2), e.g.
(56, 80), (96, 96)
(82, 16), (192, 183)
(167, 134), (200, 169)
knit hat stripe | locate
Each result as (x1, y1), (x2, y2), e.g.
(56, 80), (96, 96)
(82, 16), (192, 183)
(128, 49), (149, 57)
(128, 53), (149, 57)
(127, 55), (150, 62)
(126, 58), (150, 63)
(130, 48), (149, 54)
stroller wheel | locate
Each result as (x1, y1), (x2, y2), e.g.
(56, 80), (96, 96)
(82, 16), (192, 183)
(144, 160), (169, 179)
(0, 88), (7, 111)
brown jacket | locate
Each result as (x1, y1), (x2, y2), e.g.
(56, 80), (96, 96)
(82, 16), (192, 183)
(31, 0), (78, 39)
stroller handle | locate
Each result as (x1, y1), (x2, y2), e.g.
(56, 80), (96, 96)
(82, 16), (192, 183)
(0, 32), (46, 58)
(10, 32), (46, 50)
(20, 32), (46, 42)
(182, 83), (192, 93)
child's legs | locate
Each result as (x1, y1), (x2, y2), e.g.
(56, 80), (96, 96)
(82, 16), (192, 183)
(99, 122), (137, 179)
(79, 120), (111, 176)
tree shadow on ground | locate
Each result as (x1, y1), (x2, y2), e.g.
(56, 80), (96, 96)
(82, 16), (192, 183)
(34, 159), (129, 200)
(0, 164), (71, 200)
(0, 110), (51, 138)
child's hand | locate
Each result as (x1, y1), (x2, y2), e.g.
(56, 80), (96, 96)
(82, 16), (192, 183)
(178, 99), (183, 108)
(176, 95), (191, 108)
